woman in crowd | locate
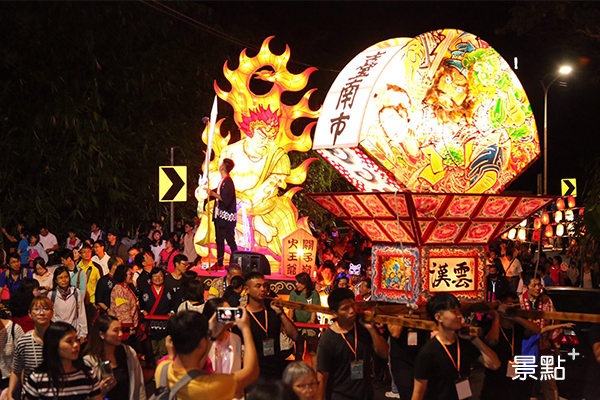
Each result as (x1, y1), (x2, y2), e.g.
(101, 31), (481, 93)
(8, 296), (54, 400)
(158, 237), (179, 274)
(72, 246), (82, 265)
(282, 361), (319, 400)
(26, 235), (48, 267)
(0, 313), (25, 391)
(48, 267), (87, 340)
(223, 275), (244, 307)
(149, 231), (165, 264)
(139, 268), (173, 364)
(202, 298), (244, 399)
(24, 321), (102, 400)
(84, 314), (146, 400)
(288, 272), (321, 367)
(332, 274), (349, 290)
(581, 262), (598, 288)
(65, 230), (82, 251)
(32, 259), (52, 292)
(108, 264), (139, 344)
(177, 279), (205, 313)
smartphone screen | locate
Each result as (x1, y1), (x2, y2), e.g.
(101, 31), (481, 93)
(98, 360), (114, 378)
(217, 307), (242, 323)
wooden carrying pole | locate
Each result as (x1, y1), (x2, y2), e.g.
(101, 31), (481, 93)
(271, 298), (481, 337)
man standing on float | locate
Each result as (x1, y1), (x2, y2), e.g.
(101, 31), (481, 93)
(208, 158), (238, 269)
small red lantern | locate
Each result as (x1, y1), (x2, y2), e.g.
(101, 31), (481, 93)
(568, 196), (576, 208)
(532, 230), (540, 242)
(534, 218), (542, 230)
(545, 225), (554, 238)
(542, 212), (550, 225)
(556, 198), (565, 210)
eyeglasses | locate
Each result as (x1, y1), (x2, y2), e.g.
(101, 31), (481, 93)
(31, 308), (53, 314)
(294, 381), (319, 390)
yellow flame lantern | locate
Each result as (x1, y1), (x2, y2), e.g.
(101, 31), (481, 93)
(556, 198), (565, 210)
(534, 218), (542, 230)
(545, 225), (554, 238)
(194, 37), (320, 267)
(568, 196), (576, 208)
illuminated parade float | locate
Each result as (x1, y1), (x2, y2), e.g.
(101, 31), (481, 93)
(195, 30), (555, 300)
(310, 28), (555, 303)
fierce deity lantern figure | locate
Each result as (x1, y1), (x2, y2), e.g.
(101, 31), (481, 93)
(194, 37), (319, 267)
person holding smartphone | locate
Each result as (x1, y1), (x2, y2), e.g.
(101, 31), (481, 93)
(203, 298), (244, 399)
(84, 314), (146, 400)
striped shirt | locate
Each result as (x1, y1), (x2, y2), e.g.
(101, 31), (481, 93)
(12, 330), (43, 378)
(24, 368), (101, 400)
(1, 320), (25, 379)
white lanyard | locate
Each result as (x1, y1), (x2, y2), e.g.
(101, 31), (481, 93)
(31, 334), (39, 366)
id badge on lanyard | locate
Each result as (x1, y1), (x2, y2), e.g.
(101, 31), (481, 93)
(436, 335), (471, 400)
(338, 322), (363, 380)
(407, 331), (418, 346)
(455, 378), (472, 400)
(249, 309), (275, 357)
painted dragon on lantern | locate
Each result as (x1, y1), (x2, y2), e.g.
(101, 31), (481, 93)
(195, 37), (319, 265)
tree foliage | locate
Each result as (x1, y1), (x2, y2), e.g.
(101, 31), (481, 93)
(0, 2), (352, 240)
(499, 1), (600, 84)
(0, 2), (250, 235)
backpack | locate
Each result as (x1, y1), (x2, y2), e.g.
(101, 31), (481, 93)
(5, 269), (27, 291)
(150, 362), (207, 400)
(159, 250), (176, 270)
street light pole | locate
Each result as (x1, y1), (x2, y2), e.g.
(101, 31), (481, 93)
(541, 66), (571, 195)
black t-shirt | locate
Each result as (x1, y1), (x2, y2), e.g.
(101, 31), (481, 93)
(164, 274), (183, 294)
(414, 336), (480, 400)
(317, 323), (374, 400)
(247, 304), (283, 379)
(106, 346), (129, 400)
(480, 322), (526, 400)
(164, 274), (183, 309)
(390, 328), (429, 366)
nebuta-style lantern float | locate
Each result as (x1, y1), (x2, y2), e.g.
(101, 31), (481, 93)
(309, 29), (555, 305)
(194, 37), (319, 269)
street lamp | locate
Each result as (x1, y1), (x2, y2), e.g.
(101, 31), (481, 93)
(542, 65), (571, 195)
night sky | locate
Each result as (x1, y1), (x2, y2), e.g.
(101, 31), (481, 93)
(203, 1), (599, 197)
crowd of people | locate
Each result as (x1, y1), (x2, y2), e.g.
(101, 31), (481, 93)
(0, 221), (599, 400)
